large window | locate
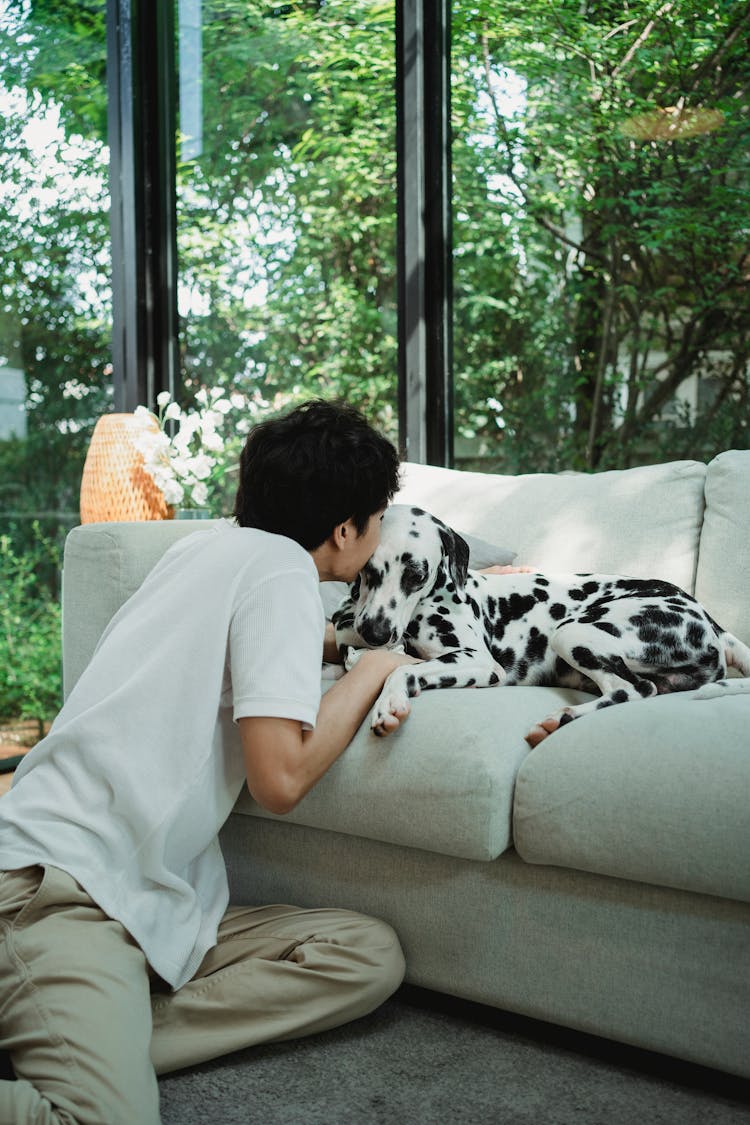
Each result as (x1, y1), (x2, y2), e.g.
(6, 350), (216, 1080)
(452, 2), (750, 473)
(0, 0), (111, 728)
(176, 0), (398, 453)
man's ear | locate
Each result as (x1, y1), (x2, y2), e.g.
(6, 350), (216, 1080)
(331, 519), (354, 551)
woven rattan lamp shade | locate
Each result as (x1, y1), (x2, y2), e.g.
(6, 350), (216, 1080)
(79, 413), (173, 523)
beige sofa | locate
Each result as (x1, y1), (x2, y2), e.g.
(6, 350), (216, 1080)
(62, 450), (750, 1078)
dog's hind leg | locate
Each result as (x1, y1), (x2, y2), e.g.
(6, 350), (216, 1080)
(525, 622), (660, 747)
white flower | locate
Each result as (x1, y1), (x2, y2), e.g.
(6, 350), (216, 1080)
(201, 430), (224, 453)
(190, 481), (209, 506)
(162, 479), (185, 506)
(133, 385), (237, 511)
(189, 453), (214, 480)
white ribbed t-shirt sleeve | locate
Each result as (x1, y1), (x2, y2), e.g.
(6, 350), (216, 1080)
(230, 567), (324, 728)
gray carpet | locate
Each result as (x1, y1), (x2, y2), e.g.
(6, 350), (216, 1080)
(157, 987), (750, 1124)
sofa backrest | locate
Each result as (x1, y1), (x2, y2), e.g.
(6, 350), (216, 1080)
(62, 519), (223, 698)
(396, 457), (707, 592)
(694, 449), (750, 645)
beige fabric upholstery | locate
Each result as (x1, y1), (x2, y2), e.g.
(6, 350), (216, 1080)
(236, 684), (592, 862)
(695, 449), (750, 644)
(513, 690), (750, 903)
(397, 459), (707, 591)
(221, 815), (750, 1080)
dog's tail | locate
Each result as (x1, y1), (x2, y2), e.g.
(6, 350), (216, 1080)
(694, 632), (750, 700)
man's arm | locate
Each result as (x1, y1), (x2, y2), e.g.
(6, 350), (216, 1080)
(239, 649), (418, 815)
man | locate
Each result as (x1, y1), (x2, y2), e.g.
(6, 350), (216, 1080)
(0, 399), (418, 1124)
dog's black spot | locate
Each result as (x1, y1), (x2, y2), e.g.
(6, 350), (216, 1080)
(492, 618), (506, 642)
(437, 651), (459, 664)
(571, 645), (601, 670)
(615, 577), (681, 598)
(636, 607), (683, 629)
(409, 530), (420, 538)
(533, 586), (550, 602)
(350, 577), (361, 600)
(427, 614), (459, 648)
(568, 582), (597, 602)
(525, 628), (548, 664)
(549, 602), (567, 621)
(363, 562), (384, 590)
(497, 593), (537, 623)
(438, 676), (457, 688)
(592, 620), (621, 638)
(686, 622), (705, 648)
(534, 576), (549, 586)
(611, 689), (629, 703)
(487, 596), (497, 618)
(558, 712), (575, 726)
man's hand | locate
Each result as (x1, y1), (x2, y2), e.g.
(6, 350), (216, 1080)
(479, 564), (536, 575)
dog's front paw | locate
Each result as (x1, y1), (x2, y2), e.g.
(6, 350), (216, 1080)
(370, 667), (420, 737)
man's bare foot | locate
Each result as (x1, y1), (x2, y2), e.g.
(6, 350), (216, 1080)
(525, 716), (562, 747)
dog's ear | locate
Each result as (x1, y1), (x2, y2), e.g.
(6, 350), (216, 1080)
(437, 526), (470, 592)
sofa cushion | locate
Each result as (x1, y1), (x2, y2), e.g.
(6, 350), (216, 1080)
(695, 449), (750, 646)
(234, 684), (593, 862)
(396, 458), (706, 592)
(513, 690), (750, 903)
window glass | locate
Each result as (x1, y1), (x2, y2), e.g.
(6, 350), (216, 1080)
(452, 2), (750, 473)
(0, 0), (111, 732)
(176, 0), (398, 488)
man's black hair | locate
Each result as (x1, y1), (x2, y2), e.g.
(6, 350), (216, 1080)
(233, 399), (401, 549)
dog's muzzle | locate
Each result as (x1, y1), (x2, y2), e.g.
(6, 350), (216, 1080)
(357, 612), (399, 648)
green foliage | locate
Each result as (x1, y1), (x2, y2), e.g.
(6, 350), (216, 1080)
(451, 0), (750, 471)
(0, 527), (62, 723)
(177, 0), (398, 436)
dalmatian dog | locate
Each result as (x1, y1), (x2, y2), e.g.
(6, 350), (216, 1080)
(332, 504), (750, 745)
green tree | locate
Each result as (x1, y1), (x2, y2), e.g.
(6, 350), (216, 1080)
(452, 0), (750, 471)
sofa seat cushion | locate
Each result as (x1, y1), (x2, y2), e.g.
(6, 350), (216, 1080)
(234, 684), (593, 862)
(513, 691), (750, 903)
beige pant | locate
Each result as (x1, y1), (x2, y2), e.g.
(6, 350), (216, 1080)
(0, 865), (405, 1124)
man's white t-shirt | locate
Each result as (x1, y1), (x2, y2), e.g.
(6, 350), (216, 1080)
(0, 521), (325, 988)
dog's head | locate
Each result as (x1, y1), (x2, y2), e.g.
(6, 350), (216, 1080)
(346, 504), (470, 647)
